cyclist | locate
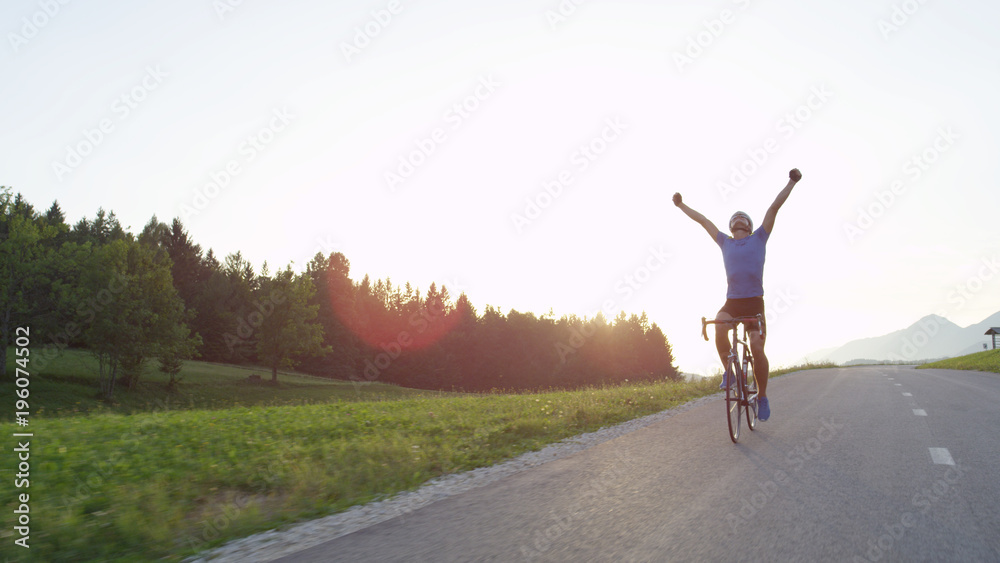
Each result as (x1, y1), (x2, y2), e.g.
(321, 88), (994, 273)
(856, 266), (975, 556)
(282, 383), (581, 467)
(672, 168), (802, 421)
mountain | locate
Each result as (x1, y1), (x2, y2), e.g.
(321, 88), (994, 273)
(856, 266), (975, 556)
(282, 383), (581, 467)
(813, 311), (1000, 365)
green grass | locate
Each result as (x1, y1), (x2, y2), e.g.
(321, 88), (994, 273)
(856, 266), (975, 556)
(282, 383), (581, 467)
(2, 348), (455, 420)
(918, 349), (1000, 374)
(0, 347), (820, 561)
(0, 379), (721, 561)
(768, 361), (839, 377)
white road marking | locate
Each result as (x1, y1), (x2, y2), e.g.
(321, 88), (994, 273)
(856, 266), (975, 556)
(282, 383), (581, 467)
(902, 392), (913, 397)
(913, 409), (927, 416)
(894, 383), (902, 386)
(929, 448), (955, 466)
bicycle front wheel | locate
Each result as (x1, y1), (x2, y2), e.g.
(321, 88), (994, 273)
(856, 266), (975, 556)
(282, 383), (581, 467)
(726, 359), (741, 443)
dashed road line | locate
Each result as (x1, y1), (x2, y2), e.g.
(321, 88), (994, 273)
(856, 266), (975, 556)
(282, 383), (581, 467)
(929, 447), (955, 466)
(913, 409), (927, 416)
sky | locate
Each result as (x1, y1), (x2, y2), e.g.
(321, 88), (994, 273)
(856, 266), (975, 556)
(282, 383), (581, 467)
(3, 0), (999, 375)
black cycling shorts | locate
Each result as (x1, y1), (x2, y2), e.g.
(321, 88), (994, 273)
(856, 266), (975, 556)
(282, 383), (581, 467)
(718, 296), (765, 335)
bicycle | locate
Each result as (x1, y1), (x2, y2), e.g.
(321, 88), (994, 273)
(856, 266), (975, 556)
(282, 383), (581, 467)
(702, 314), (765, 443)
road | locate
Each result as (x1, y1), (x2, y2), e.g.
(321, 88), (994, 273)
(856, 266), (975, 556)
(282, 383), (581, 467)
(274, 366), (1000, 562)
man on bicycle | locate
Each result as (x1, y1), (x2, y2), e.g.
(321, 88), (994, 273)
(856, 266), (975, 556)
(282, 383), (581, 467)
(672, 168), (802, 421)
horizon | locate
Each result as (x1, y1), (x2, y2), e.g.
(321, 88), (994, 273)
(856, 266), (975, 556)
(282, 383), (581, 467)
(11, 189), (998, 371)
(4, 0), (999, 374)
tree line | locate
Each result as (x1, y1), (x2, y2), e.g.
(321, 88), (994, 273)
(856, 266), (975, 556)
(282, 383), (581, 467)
(1, 187), (679, 397)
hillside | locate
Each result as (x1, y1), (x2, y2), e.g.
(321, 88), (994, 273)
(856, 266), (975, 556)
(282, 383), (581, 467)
(920, 349), (1000, 374)
(0, 347), (722, 561)
(814, 311), (1000, 365)
(1, 348), (456, 419)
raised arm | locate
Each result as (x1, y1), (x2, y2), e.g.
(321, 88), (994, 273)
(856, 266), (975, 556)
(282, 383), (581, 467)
(673, 193), (721, 241)
(760, 168), (802, 234)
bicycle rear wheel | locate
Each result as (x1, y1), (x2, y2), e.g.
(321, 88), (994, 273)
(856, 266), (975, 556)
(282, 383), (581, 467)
(745, 355), (758, 431)
(725, 359), (742, 443)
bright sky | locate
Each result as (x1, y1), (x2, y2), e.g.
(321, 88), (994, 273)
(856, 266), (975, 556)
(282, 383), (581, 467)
(4, 0), (999, 375)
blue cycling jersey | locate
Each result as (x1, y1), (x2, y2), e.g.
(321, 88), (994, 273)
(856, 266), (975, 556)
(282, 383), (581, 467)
(716, 227), (769, 299)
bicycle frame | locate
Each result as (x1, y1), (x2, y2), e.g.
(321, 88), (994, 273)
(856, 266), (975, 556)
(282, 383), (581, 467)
(702, 314), (764, 442)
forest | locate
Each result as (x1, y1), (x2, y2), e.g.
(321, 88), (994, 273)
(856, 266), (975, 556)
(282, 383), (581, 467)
(1, 187), (679, 397)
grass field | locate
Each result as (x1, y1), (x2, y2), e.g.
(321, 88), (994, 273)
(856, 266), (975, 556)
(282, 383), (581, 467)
(918, 348), (1000, 374)
(0, 348), (829, 561)
(2, 348), (457, 421)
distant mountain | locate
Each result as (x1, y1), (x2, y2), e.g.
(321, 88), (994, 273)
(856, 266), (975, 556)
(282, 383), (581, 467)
(812, 311), (1000, 365)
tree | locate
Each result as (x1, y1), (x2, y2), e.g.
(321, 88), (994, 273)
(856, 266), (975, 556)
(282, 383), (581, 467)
(218, 251), (259, 363)
(43, 200), (66, 227)
(158, 322), (203, 390)
(255, 266), (330, 383)
(302, 252), (360, 379)
(0, 192), (91, 374)
(641, 322), (679, 381)
(436, 293), (478, 389)
(0, 188), (57, 376)
(41, 200), (70, 248)
(79, 238), (196, 400)
(192, 267), (238, 362)
(70, 208), (127, 246)
(33, 235), (92, 360)
(164, 219), (209, 303)
(138, 215), (170, 247)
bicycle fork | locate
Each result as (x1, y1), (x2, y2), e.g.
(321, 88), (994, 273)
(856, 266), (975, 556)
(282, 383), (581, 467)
(742, 354), (758, 407)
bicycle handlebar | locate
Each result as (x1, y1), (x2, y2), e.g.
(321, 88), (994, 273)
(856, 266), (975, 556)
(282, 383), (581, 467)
(701, 314), (765, 341)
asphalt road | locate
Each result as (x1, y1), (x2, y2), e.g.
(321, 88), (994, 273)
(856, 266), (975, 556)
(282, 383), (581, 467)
(275, 366), (1000, 562)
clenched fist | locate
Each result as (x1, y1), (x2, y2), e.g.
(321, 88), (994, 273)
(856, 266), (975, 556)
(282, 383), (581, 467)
(789, 168), (802, 182)
(673, 192), (682, 207)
